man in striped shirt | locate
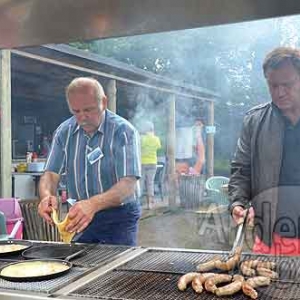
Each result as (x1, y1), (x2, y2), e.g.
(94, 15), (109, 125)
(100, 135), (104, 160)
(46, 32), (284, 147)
(38, 77), (141, 245)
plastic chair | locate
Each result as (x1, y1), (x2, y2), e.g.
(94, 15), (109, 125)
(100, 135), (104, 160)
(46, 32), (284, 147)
(19, 198), (61, 241)
(205, 176), (230, 206)
(0, 211), (23, 241)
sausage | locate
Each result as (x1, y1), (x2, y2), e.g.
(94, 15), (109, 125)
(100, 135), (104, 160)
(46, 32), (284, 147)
(196, 255), (221, 272)
(177, 272), (199, 291)
(242, 259), (276, 269)
(240, 260), (276, 276)
(256, 267), (279, 279)
(233, 274), (245, 282)
(204, 274), (232, 293)
(215, 255), (238, 271)
(215, 247), (241, 272)
(240, 261), (256, 276)
(191, 273), (215, 293)
(242, 282), (258, 299)
(242, 276), (271, 299)
(256, 261), (276, 270)
(215, 274), (244, 297)
(247, 276), (271, 287)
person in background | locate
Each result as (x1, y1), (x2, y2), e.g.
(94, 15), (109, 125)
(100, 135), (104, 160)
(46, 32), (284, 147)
(140, 121), (161, 209)
(175, 120), (205, 176)
(229, 47), (300, 255)
(38, 77), (141, 245)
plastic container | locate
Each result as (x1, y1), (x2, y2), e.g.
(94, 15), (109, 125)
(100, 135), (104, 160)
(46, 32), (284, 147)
(0, 198), (23, 239)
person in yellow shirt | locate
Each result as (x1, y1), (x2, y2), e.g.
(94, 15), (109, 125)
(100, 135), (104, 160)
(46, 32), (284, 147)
(140, 121), (161, 209)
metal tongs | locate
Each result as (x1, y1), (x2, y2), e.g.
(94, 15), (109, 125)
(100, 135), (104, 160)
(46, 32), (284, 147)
(229, 202), (252, 257)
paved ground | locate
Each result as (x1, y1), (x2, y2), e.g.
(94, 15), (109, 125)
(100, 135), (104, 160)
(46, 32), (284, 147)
(138, 196), (242, 251)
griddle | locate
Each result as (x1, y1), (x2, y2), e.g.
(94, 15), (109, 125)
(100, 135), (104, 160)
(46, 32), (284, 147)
(22, 243), (86, 260)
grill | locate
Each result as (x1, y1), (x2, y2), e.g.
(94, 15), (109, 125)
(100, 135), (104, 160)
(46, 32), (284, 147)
(0, 242), (133, 295)
(117, 249), (228, 274)
(0, 242), (132, 266)
(0, 259), (86, 294)
(71, 244), (132, 268)
(69, 270), (300, 300)
(68, 249), (300, 300)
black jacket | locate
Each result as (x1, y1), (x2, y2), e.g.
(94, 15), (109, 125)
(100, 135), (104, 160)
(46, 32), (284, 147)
(229, 102), (285, 246)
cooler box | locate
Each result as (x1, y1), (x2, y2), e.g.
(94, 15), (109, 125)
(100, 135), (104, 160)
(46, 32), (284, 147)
(0, 198), (23, 239)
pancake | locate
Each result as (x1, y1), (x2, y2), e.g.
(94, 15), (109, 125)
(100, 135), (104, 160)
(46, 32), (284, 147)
(51, 208), (75, 243)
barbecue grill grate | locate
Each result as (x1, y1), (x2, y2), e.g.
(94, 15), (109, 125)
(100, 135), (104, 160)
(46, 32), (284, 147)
(69, 270), (300, 300)
(117, 249), (300, 283)
(117, 249), (228, 274)
(71, 244), (132, 268)
(0, 261), (86, 294)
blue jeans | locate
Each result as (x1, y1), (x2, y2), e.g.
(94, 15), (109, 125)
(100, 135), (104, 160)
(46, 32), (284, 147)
(74, 201), (141, 245)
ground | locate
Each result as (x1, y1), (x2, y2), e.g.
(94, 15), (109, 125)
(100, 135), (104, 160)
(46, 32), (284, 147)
(137, 197), (243, 251)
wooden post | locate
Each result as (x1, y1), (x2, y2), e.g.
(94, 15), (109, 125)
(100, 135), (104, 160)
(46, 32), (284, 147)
(206, 100), (214, 177)
(106, 79), (117, 113)
(167, 94), (176, 207)
(0, 50), (12, 197)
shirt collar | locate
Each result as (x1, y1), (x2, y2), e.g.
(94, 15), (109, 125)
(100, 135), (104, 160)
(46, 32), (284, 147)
(72, 110), (106, 135)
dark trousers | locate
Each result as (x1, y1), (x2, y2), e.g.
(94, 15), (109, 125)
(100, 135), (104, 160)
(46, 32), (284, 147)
(74, 201), (141, 245)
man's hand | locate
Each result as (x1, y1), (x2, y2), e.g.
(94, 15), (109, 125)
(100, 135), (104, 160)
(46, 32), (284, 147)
(232, 205), (255, 227)
(65, 199), (98, 233)
(38, 195), (58, 225)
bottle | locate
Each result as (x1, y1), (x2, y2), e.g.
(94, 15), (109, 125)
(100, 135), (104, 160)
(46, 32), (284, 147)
(32, 152), (38, 162)
(26, 152), (32, 163)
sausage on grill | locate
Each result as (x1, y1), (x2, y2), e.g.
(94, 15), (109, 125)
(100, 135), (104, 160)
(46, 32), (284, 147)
(196, 256), (221, 272)
(191, 273), (215, 293)
(204, 274), (232, 293)
(240, 259), (276, 277)
(197, 247), (242, 273)
(177, 272), (199, 291)
(256, 267), (279, 279)
(242, 276), (271, 299)
(215, 275), (244, 296)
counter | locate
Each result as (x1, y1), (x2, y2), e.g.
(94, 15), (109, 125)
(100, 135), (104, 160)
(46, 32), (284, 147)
(12, 172), (43, 198)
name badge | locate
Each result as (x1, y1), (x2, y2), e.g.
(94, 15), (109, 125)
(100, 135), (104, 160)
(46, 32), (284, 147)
(87, 147), (103, 165)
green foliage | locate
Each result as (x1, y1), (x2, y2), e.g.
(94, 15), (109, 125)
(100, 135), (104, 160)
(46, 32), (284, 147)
(69, 15), (300, 162)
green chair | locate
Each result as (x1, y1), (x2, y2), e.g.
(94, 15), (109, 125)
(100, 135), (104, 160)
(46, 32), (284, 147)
(0, 211), (10, 240)
(205, 176), (230, 206)
(0, 211), (23, 241)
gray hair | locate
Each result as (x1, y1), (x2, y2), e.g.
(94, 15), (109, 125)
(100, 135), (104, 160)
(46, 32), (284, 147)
(65, 77), (106, 105)
(263, 47), (300, 77)
(142, 121), (154, 133)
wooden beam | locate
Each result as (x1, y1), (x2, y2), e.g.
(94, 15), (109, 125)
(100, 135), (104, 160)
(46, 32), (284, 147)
(106, 80), (117, 113)
(167, 94), (176, 207)
(0, 50), (12, 197)
(206, 101), (214, 177)
(11, 49), (214, 102)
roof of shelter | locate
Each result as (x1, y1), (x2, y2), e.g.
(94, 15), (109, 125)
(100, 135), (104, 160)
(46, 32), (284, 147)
(11, 44), (219, 105)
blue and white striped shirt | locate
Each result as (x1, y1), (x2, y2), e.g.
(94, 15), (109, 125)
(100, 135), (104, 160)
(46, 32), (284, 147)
(45, 110), (141, 202)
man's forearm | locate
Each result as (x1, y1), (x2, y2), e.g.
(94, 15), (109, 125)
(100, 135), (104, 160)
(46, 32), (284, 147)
(39, 171), (60, 200)
(90, 177), (137, 211)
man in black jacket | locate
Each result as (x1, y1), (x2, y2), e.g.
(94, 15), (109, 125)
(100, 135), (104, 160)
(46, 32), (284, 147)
(229, 47), (300, 255)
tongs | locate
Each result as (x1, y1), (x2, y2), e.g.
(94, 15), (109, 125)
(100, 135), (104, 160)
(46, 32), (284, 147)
(229, 202), (251, 258)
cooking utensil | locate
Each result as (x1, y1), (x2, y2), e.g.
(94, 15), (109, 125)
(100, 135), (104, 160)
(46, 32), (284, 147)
(22, 243), (87, 260)
(0, 249), (85, 281)
(229, 203), (251, 258)
(0, 240), (32, 257)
